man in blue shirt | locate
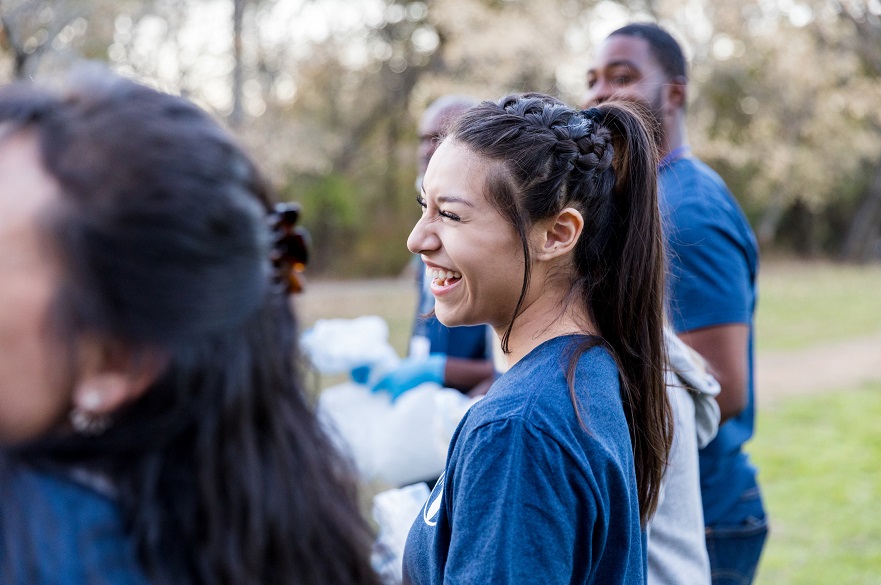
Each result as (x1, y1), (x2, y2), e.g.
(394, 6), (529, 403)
(583, 23), (767, 585)
(370, 96), (496, 400)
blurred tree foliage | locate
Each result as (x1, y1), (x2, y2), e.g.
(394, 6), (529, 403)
(669, 0), (881, 260)
(0, 0), (879, 274)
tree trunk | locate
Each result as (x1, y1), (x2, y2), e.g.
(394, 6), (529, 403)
(229, 0), (246, 128)
(841, 160), (881, 263)
(756, 196), (785, 248)
(385, 112), (401, 206)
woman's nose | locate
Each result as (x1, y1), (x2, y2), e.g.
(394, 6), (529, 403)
(407, 215), (439, 255)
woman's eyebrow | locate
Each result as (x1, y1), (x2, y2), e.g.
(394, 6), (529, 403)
(437, 195), (476, 208)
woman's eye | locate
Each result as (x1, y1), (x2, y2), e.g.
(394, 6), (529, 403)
(417, 195), (460, 221)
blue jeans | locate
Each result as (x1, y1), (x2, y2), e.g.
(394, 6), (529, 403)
(705, 486), (769, 585)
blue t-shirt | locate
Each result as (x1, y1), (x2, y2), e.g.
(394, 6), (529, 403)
(402, 336), (644, 584)
(0, 463), (149, 584)
(659, 155), (762, 526)
(412, 264), (492, 361)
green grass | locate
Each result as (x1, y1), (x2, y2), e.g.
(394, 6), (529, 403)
(756, 261), (881, 351)
(749, 381), (881, 584)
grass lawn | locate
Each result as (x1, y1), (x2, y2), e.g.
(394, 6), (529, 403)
(756, 261), (881, 351)
(750, 381), (881, 585)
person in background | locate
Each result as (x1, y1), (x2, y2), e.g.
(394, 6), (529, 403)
(402, 93), (673, 584)
(0, 67), (380, 585)
(370, 95), (496, 400)
(584, 22), (766, 585)
(650, 326), (721, 585)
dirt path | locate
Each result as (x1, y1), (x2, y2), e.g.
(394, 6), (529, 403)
(756, 332), (881, 407)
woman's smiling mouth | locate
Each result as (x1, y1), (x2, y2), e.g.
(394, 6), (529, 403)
(426, 267), (463, 296)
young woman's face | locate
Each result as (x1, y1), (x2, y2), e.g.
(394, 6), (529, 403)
(407, 140), (527, 330)
(0, 130), (67, 444)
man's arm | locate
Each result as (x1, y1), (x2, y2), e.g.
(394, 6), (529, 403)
(678, 323), (749, 423)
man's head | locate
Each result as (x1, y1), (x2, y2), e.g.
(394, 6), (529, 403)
(582, 23), (688, 154)
(417, 95), (478, 185)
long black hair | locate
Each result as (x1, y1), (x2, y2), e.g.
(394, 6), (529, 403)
(0, 68), (379, 585)
(449, 94), (672, 524)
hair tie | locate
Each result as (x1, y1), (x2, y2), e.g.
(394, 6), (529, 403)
(579, 107), (604, 126)
(268, 202), (310, 294)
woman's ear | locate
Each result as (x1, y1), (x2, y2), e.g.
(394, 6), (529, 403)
(72, 337), (166, 418)
(535, 207), (584, 261)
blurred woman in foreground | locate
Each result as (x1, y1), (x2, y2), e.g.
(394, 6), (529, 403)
(0, 68), (379, 585)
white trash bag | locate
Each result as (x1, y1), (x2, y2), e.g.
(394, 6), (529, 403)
(318, 381), (479, 486)
(371, 482), (430, 584)
(301, 315), (399, 375)
(304, 316), (480, 486)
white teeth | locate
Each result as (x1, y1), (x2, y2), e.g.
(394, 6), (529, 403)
(426, 267), (462, 282)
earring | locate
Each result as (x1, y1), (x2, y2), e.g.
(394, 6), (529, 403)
(69, 392), (111, 436)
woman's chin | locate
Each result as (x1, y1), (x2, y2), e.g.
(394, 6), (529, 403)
(434, 314), (460, 328)
(434, 307), (468, 329)
(435, 310), (488, 330)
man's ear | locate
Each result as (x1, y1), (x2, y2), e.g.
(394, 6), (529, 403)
(72, 338), (166, 417)
(666, 75), (688, 111)
(535, 207), (584, 262)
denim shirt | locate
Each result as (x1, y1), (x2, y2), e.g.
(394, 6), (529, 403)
(0, 463), (150, 584)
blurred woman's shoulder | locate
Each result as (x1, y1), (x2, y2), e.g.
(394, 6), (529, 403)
(0, 459), (149, 584)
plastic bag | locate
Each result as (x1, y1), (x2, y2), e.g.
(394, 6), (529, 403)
(371, 483), (430, 584)
(318, 381), (480, 486)
(301, 316), (399, 375)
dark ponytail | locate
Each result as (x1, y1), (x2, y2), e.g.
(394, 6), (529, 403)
(451, 94), (672, 524)
(573, 103), (671, 524)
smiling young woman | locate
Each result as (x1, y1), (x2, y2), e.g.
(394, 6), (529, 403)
(402, 94), (673, 585)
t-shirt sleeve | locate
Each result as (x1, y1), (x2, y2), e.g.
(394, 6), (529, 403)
(442, 418), (597, 584)
(667, 203), (753, 333)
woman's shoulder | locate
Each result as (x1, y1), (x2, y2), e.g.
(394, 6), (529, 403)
(476, 337), (617, 409)
(0, 461), (149, 584)
(4, 463), (119, 519)
(464, 337), (624, 449)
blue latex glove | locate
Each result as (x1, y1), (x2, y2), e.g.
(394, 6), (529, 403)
(370, 353), (447, 401)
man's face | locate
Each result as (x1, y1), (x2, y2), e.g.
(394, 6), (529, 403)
(582, 34), (670, 127)
(417, 105), (469, 182)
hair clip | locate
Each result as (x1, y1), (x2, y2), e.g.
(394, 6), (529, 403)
(578, 107), (604, 129)
(269, 202), (310, 294)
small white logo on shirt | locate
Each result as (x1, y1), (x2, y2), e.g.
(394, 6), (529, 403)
(422, 473), (445, 526)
